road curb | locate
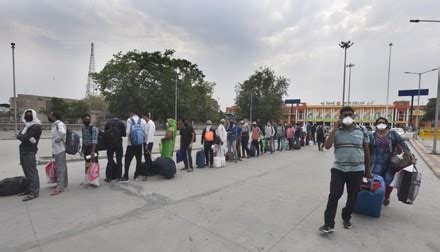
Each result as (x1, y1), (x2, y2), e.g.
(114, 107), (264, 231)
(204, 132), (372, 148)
(409, 139), (440, 179)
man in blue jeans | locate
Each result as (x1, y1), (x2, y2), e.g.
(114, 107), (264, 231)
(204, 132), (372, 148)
(319, 107), (371, 233)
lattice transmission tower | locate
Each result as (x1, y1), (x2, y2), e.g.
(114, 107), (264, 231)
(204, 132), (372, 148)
(86, 42), (96, 96)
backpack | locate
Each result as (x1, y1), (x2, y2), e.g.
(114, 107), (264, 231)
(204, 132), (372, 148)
(205, 130), (214, 142)
(130, 118), (144, 146)
(104, 122), (122, 148)
(317, 126), (324, 136)
(65, 127), (80, 155)
(88, 126), (106, 151)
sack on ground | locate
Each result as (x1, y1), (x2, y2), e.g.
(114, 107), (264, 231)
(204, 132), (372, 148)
(0, 176), (29, 196)
(45, 161), (57, 183)
(397, 165), (421, 204)
(153, 157), (176, 179)
(214, 156), (226, 168)
(225, 151), (234, 161)
(86, 162), (100, 186)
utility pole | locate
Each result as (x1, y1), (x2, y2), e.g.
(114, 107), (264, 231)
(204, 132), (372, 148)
(347, 63), (355, 104)
(386, 43), (393, 120)
(11, 42), (17, 137)
(339, 41), (353, 106)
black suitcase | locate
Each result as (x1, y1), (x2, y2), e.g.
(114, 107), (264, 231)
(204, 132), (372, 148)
(0, 176), (29, 196)
(398, 166), (421, 204)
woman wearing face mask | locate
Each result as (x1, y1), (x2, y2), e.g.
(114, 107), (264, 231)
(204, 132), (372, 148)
(369, 117), (415, 206)
(160, 118), (176, 158)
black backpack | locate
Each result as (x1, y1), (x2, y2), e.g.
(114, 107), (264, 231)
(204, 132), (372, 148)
(104, 124), (122, 148)
(88, 126), (106, 151)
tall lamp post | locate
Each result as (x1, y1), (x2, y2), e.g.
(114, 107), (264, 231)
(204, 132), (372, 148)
(404, 68), (439, 139)
(339, 41), (353, 106)
(410, 19), (440, 154)
(386, 43), (393, 120)
(11, 42), (17, 137)
(346, 63), (355, 104)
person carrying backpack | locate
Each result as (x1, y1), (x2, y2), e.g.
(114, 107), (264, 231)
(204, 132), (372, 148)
(48, 111), (68, 195)
(120, 112), (146, 182)
(202, 120), (216, 167)
(104, 117), (126, 182)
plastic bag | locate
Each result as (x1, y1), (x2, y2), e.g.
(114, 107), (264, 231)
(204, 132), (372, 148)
(45, 161), (57, 184)
(86, 162), (100, 187)
(214, 156), (226, 168)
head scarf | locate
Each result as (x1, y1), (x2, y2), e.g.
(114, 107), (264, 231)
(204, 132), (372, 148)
(21, 109), (41, 134)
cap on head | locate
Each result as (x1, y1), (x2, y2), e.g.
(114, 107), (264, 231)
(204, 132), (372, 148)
(220, 119), (225, 123)
(206, 120), (212, 125)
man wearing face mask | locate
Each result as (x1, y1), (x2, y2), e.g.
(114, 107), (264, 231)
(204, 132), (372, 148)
(17, 109), (42, 201)
(81, 113), (99, 187)
(319, 107), (371, 233)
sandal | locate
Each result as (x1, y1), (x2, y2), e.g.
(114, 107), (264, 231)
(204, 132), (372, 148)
(50, 188), (64, 196)
(22, 194), (39, 201)
(17, 191), (29, 196)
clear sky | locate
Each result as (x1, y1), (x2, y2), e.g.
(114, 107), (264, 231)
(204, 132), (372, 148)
(1, 0), (439, 109)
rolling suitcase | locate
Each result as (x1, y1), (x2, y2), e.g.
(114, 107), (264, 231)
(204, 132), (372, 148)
(353, 175), (385, 218)
(196, 150), (206, 168)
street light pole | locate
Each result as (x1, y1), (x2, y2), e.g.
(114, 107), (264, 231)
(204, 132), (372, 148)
(250, 90), (253, 123)
(386, 43), (393, 120)
(339, 41), (353, 106)
(410, 18), (440, 154)
(347, 63), (355, 104)
(404, 68), (438, 139)
(11, 43), (17, 137)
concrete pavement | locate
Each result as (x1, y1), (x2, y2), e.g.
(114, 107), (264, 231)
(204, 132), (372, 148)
(1, 143), (439, 251)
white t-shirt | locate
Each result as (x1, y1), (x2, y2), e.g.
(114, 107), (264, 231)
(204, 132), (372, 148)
(145, 119), (156, 144)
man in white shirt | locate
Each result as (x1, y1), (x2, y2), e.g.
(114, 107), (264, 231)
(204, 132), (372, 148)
(143, 113), (156, 174)
(49, 111), (68, 195)
(121, 112), (147, 182)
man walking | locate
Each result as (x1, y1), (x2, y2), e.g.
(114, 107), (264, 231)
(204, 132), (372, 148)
(121, 112), (146, 182)
(17, 109), (42, 201)
(180, 119), (195, 172)
(49, 111), (68, 195)
(143, 113), (156, 176)
(319, 107), (371, 233)
(104, 116), (126, 182)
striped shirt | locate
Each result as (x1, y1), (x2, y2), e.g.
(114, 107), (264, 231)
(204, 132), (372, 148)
(333, 125), (369, 172)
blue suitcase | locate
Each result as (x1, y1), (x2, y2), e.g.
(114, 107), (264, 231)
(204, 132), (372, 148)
(353, 175), (385, 218)
(196, 150), (205, 168)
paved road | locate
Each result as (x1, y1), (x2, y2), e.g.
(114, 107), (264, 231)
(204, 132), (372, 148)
(1, 143), (439, 251)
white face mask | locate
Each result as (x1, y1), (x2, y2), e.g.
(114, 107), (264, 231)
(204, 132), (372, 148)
(377, 123), (387, 130)
(342, 116), (354, 126)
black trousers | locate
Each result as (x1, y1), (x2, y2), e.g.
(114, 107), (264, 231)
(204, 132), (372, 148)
(123, 145), (143, 178)
(287, 138), (293, 150)
(251, 140), (260, 157)
(181, 145), (193, 169)
(241, 135), (250, 158)
(106, 144), (123, 180)
(324, 168), (364, 228)
(204, 142), (214, 166)
(143, 142), (154, 172)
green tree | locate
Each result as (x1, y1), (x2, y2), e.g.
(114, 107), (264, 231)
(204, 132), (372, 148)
(92, 49), (220, 122)
(422, 98), (437, 123)
(235, 67), (290, 123)
(41, 97), (89, 123)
